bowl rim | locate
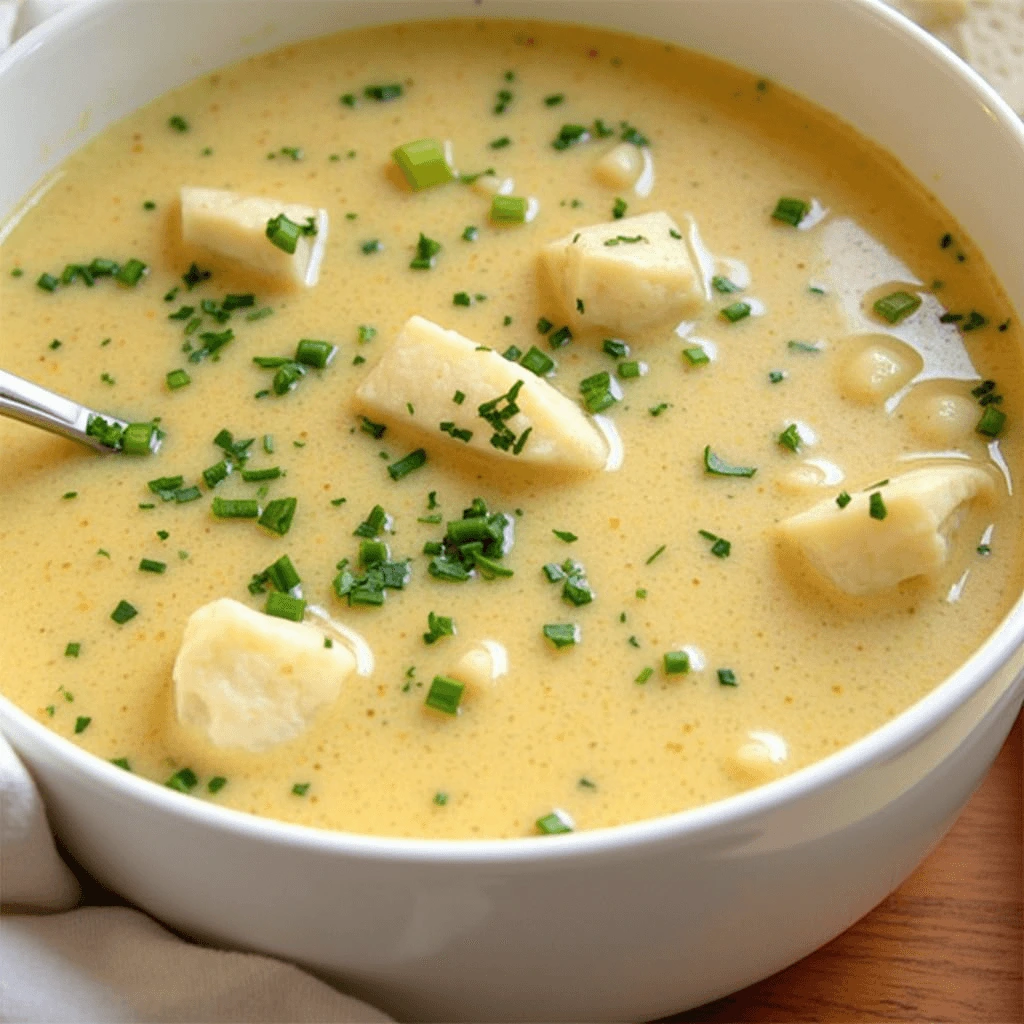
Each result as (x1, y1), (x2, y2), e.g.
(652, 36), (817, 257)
(3, 0), (1024, 865)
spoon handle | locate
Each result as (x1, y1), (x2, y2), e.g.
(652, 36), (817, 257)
(0, 369), (128, 453)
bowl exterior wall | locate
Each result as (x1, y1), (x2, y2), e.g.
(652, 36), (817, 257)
(6, 658), (1021, 1021)
(3, 1), (1024, 1020)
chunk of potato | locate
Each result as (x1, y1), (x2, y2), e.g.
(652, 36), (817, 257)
(180, 186), (328, 287)
(173, 598), (355, 752)
(777, 465), (994, 596)
(539, 211), (703, 334)
(838, 336), (922, 405)
(593, 142), (644, 189)
(451, 640), (508, 691)
(354, 316), (609, 472)
(903, 389), (979, 447)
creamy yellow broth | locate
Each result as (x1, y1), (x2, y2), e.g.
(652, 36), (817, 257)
(2, 20), (1022, 839)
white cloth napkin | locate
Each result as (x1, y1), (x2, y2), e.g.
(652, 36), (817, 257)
(0, 735), (392, 1024)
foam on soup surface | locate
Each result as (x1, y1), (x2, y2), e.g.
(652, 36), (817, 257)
(1, 20), (1022, 839)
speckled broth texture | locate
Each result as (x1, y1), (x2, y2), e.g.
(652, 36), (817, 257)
(1, 19), (1022, 839)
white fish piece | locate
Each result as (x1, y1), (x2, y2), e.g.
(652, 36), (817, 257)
(777, 465), (995, 596)
(180, 186), (328, 287)
(540, 211), (704, 335)
(354, 316), (609, 473)
(173, 598), (355, 752)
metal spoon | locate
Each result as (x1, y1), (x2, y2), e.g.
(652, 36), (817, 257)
(0, 368), (130, 454)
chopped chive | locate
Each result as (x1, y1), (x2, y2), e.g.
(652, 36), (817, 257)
(122, 422), (158, 456)
(425, 675), (464, 715)
(365, 83), (403, 101)
(771, 197), (809, 227)
(663, 650), (690, 675)
(71, 718), (90, 738)
(388, 449), (427, 481)
(166, 767), (199, 793)
(553, 529), (577, 543)
(202, 460), (231, 488)
(110, 757), (131, 770)
(62, 491), (77, 500)
(869, 492), (887, 520)
(635, 666), (654, 685)
(453, 291), (472, 307)
(37, 272), (59, 292)
(139, 559), (167, 574)
(962, 311), (988, 332)
(489, 136), (512, 150)
(359, 415), (387, 440)
(618, 360), (644, 378)
(612, 197), (628, 219)
(110, 600), (138, 624)
(354, 504), (388, 538)
(490, 195), (529, 223)
(720, 301), (752, 323)
(873, 290), (921, 324)
(769, 370), (789, 383)
(717, 668), (738, 687)
(433, 791), (449, 806)
(536, 810), (573, 835)
(166, 369), (191, 390)
(977, 406), (1006, 437)
(440, 421), (473, 442)
(49, 339), (62, 351)
(703, 446), (756, 478)
(836, 491), (852, 509)
(699, 530), (731, 558)
(174, 486), (201, 504)
(602, 339), (629, 358)
(552, 123), (589, 150)
(645, 544), (666, 565)
(168, 115), (189, 132)
(148, 475), (184, 499)
(392, 138), (454, 190)
(265, 590), (306, 622)
(778, 423), (802, 452)
(711, 275), (740, 294)
(620, 122), (649, 146)
(265, 213), (303, 254)
(296, 339), (337, 368)
(423, 611), (456, 645)
(65, 642), (81, 658)
(207, 776), (228, 793)
(462, 225), (479, 242)
(410, 232), (442, 270)
(259, 497), (297, 535)
(212, 497), (259, 519)
(682, 346), (709, 367)
(579, 371), (619, 413)
(544, 92), (565, 106)
(520, 345), (555, 376)
(543, 623), (579, 648)
(241, 466), (281, 482)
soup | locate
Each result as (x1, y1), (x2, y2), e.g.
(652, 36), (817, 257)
(1, 19), (1021, 840)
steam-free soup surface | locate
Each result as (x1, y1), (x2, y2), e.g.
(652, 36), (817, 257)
(2, 20), (1022, 839)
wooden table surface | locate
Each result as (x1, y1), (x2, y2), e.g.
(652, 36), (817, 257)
(672, 713), (1023, 1023)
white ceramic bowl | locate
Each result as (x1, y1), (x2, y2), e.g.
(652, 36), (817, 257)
(3, 1), (1024, 1020)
